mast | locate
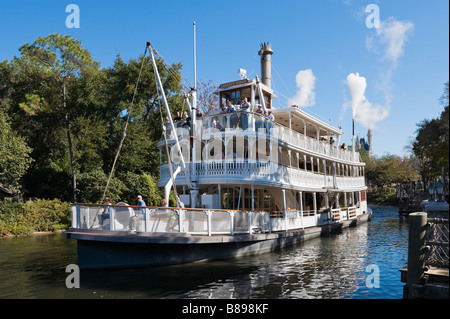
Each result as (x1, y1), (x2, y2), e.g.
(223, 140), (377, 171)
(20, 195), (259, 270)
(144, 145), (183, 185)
(190, 21), (199, 207)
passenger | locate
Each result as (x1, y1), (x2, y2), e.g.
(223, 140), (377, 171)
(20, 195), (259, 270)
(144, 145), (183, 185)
(341, 143), (347, 150)
(164, 116), (172, 137)
(255, 105), (263, 131)
(220, 102), (228, 113)
(174, 111), (182, 122)
(167, 196), (183, 231)
(241, 97), (251, 111)
(219, 103), (228, 127)
(266, 110), (274, 132)
(158, 199), (170, 216)
(137, 195), (146, 207)
(129, 195), (146, 232)
(182, 117), (191, 136)
(196, 108), (203, 118)
(101, 197), (112, 228)
(240, 98), (250, 130)
(228, 101), (239, 129)
(267, 110), (274, 121)
(227, 101), (236, 112)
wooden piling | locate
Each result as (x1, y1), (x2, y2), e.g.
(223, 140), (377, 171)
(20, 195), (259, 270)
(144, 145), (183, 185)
(407, 213), (428, 285)
(405, 212), (428, 298)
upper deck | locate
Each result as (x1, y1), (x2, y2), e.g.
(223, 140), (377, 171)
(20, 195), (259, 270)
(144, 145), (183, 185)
(157, 86), (365, 191)
(159, 77), (360, 165)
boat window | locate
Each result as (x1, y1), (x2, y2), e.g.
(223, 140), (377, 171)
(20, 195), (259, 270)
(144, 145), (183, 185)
(230, 90), (241, 104)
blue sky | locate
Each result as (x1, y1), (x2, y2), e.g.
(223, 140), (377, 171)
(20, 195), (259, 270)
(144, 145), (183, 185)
(1, 0), (448, 157)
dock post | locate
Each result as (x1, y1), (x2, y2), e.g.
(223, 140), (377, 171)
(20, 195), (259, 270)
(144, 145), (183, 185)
(405, 212), (428, 298)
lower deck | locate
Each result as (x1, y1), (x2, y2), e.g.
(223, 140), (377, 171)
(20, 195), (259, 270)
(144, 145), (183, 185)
(64, 209), (372, 269)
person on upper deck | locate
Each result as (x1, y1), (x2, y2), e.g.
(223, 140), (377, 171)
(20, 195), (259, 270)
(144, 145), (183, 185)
(227, 101), (236, 112)
(265, 110), (274, 132)
(255, 105), (263, 114)
(220, 102), (228, 113)
(240, 97), (251, 111)
(227, 101), (239, 129)
(174, 112), (182, 122)
(240, 98), (250, 130)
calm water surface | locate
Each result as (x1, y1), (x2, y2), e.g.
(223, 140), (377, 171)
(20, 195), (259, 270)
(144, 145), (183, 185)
(0, 205), (408, 299)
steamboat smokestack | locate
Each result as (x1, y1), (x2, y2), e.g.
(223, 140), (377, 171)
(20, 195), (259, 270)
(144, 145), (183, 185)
(368, 129), (373, 158)
(258, 42), (273, 89)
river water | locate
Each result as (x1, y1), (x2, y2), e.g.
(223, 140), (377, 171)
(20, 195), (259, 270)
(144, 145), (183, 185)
(0, 205), (408, 299)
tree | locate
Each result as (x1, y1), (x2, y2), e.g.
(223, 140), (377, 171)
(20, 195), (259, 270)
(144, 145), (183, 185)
(1, 36), (186, 203)
(408, 81), (449, 189)
(197, 80), (219, 115)
(0, 111), (33, 195)
(15, 34), (93, 202)
(360, 149), (417, 189)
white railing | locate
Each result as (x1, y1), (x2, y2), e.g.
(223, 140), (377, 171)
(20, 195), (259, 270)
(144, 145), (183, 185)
(70, 204), (357, 236)
(195, 112), (361, 163)
(159, 160), (366, 189)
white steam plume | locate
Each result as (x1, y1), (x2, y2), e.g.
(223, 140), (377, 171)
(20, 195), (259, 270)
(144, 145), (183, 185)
(376, 17), (414, 66)
(346, 72), (389, 129)
(288, 69), (317, 107)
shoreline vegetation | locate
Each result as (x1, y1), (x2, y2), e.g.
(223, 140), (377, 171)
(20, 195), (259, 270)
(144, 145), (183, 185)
(0, 199), (71, 237)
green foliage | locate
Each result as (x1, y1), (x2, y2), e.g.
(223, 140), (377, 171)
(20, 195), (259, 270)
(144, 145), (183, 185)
(409, 82), (449, 187)
(77, 168), (124, 204)
(22, 199), (71, 232)
(0, 111), (33, 195)
(1, 34), (185, 203)
(117, 172), (162, 206)
(0, 199), (71, 237)
(360, 149), (417, 188)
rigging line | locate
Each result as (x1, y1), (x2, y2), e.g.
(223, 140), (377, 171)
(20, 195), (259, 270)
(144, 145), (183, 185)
(270, 76), (282, 108)
(272, 63), (341, 129)
(151, 47), (192, 92)
(101, 43), (149, 202)
(272, 63), (293, 96)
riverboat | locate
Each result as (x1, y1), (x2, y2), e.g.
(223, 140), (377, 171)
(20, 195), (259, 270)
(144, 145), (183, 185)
(64, 39), (371, 269)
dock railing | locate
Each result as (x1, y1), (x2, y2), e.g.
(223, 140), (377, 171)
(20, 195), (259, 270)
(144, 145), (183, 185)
(402, 212), (449, 299)
(70, 203), (350, 236)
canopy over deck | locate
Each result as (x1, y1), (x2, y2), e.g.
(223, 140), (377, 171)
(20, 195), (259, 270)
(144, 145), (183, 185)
(272, 107), (343, 139)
